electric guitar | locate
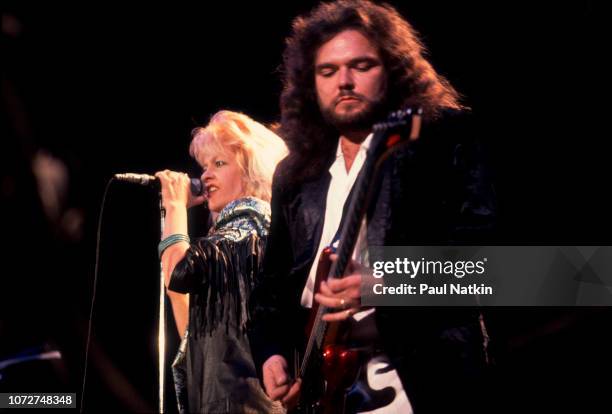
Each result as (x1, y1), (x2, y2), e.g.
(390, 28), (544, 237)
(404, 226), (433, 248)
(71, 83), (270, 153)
(296, 107), (423, 413)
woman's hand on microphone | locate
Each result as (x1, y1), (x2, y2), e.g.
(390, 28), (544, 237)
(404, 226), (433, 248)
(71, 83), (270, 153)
(155, 170), (206, 209)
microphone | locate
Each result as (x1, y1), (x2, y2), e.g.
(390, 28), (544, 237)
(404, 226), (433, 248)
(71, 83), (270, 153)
(114, 173), (204, 196)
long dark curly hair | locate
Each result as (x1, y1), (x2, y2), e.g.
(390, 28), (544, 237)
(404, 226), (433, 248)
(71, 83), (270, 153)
(278, 0), (464, 183)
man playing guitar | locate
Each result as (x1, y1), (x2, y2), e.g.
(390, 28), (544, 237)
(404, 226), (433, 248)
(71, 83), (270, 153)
(249, 1), (496, 412)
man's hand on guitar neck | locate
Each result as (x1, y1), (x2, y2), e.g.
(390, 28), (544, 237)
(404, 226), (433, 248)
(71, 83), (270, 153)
(315, 254), (364, 321)
(262, 355), (301, 409)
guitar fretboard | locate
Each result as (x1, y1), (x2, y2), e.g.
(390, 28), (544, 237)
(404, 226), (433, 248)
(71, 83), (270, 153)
(299, 107), (422, 380)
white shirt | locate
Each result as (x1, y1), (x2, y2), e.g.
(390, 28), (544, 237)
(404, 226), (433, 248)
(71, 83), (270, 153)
(301, 133), (372, 308)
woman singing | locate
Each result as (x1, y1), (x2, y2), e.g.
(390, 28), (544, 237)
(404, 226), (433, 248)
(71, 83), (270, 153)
(156, 110), (287, 413)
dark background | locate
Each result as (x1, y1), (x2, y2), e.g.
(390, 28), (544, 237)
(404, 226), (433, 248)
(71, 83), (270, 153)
(1, 1), (609, 412)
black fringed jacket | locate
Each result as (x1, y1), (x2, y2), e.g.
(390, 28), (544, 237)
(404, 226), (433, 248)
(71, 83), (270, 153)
(168, 197), (277, 414)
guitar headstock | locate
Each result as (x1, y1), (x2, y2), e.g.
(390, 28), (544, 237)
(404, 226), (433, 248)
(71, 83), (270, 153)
(370, 107), (423, 156)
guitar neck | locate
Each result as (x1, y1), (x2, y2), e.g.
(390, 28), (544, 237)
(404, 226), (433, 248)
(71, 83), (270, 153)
(299, 107), (422, 380)
(299, 143), (380, 378)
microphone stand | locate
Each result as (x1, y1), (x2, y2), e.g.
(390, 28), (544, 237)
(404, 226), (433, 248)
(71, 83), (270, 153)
(114, 172), (204, 413)
(158, 192), (166, 414)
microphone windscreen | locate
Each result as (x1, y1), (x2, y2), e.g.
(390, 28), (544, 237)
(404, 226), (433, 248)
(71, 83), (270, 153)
(190, 178), (204, 196)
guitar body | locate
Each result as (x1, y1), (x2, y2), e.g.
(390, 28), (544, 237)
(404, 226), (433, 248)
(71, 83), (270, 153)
(295, 344), (361, 414)
(319, 344), (360, 414)
(299, 249), (361, 414)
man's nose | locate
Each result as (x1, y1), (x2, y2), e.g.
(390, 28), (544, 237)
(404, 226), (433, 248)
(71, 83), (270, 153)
(338, 67), (354, 90)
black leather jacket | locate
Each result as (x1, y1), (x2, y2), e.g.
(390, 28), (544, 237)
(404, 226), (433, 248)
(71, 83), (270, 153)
(249, 110), (497, 413)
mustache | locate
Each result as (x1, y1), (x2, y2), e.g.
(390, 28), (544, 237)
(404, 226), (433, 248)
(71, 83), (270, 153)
(335, 92), (365, 104)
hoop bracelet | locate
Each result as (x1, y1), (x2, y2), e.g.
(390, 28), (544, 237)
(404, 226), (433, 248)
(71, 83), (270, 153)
(158, 234), (190, 258)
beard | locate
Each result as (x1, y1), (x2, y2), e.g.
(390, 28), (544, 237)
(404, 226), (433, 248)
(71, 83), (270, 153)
(320, 94), (389, 133)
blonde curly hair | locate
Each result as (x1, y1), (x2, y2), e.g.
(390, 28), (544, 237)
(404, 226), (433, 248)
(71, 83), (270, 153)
(189, 111), (288, 202)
